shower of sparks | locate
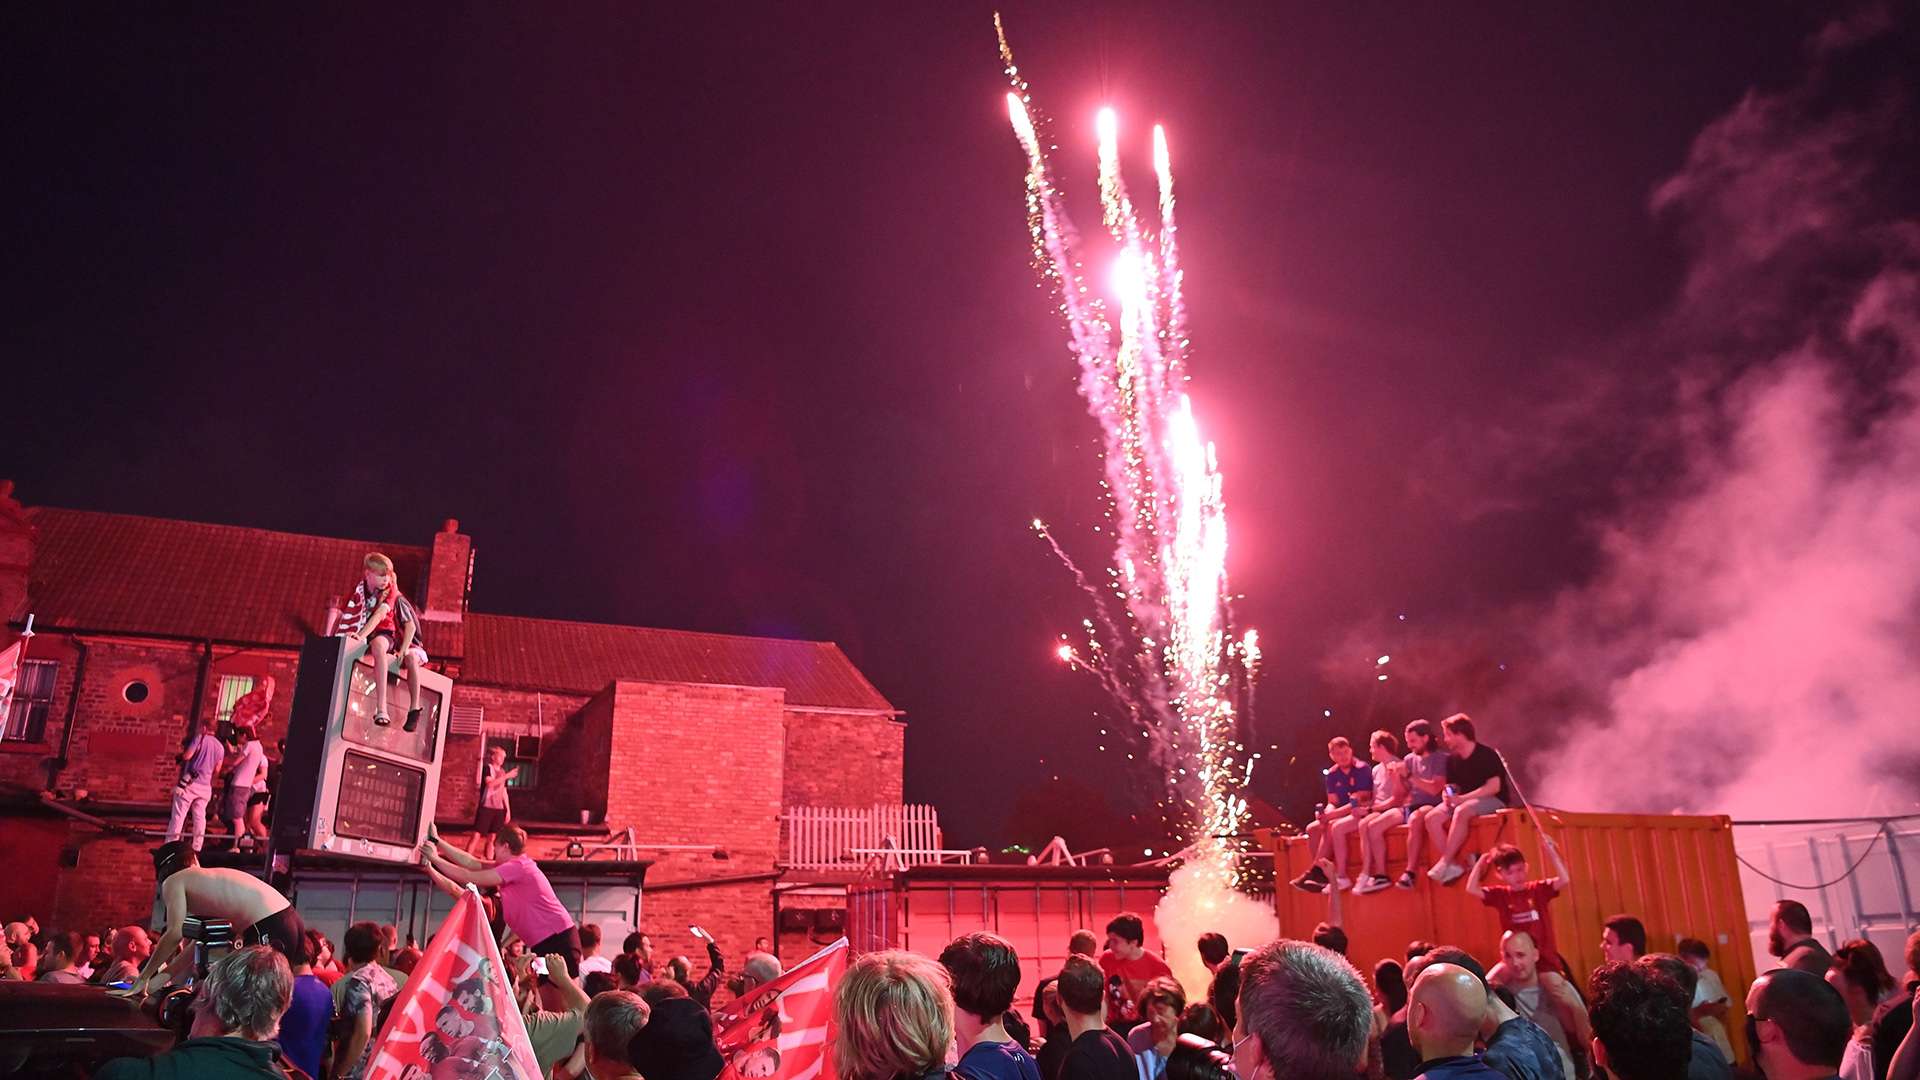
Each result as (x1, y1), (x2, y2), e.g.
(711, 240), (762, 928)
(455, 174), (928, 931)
(998, 15), (1262, 870)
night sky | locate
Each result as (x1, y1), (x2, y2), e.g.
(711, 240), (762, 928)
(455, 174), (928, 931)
(9, 5), (1914, 846)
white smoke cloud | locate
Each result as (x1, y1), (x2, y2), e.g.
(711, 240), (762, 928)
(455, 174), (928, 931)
(1387, 10), (1920, 819)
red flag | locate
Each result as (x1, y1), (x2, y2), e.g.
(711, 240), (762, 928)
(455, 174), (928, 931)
(0, 638), (21, 723)
(364, 888), (543, 1080)
(714, 938), (849, 1080)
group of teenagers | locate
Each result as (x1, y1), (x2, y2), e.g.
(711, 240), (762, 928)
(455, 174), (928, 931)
(1291, 713), (1527, 896)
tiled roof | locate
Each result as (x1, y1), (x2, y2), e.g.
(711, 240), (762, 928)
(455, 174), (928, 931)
(461, 613), (897, 713)
(24, 508), (426, 646)
(20, 507), (898, 715)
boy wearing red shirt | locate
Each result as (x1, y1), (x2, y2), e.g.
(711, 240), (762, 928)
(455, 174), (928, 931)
(1468, 840), (1573, 977)
(1097, 912), (1172, 1026)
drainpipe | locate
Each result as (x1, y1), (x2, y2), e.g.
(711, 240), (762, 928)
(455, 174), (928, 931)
(188, 641), (213, 738)
(47, 636), (91, 789)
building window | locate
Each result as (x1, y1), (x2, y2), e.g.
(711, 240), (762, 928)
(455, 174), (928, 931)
(3, 660), (58, 743)
(487, 739), (539, 792)
(214, 675), (256, 727)
(123, 680), (151, 704)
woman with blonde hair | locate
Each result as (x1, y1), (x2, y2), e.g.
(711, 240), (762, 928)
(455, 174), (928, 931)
(834, 950), (956, 1080)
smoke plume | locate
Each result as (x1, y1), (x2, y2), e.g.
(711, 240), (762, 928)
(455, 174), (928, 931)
(1401, 10), (1920, 819)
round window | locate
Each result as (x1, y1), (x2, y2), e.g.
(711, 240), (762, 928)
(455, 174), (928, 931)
(123, 680), (151, 704)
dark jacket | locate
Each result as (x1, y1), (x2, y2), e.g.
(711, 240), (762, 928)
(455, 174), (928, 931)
(1415, 1055), (1509, 1080)
(688, 941), (726, 1008)
(94, 1036), (301, 1080)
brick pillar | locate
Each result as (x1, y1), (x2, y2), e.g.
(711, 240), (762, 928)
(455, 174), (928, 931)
(420, 518), (471, 659)
(0, 481), (32, 626)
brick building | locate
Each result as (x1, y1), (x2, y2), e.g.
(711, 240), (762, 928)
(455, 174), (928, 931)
(0, 482), (905, 969)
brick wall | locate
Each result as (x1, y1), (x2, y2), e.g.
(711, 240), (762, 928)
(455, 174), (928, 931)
(781, 709), (905, 808)
(1, 633), (300, 803)
(52, 827), (161, 934)
(434, 684), (592, 825)
(606, 681), (785, 866)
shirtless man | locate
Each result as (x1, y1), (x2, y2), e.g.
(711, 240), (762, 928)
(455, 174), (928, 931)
(112, 840), (307, 998)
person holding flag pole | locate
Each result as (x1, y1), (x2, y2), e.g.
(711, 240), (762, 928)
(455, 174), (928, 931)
(362, 884), (543, 1080)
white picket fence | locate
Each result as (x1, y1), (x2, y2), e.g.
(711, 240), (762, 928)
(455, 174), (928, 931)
(781, 803), (966, 870)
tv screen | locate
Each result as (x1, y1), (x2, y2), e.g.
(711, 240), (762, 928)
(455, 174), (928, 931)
(333, 750), (426, 846)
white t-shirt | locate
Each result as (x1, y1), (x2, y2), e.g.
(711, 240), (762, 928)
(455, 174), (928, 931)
(229, 740), (269, 792)
(1693, 967), (1735, 1061)
(579, 954), (612, 976)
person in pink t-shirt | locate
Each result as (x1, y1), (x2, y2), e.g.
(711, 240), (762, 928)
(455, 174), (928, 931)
(421, 822), (580, 978)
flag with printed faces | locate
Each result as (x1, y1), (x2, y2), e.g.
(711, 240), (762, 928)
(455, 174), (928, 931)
(713, 937), (849, 1080)
(364, 887), (542, 1080)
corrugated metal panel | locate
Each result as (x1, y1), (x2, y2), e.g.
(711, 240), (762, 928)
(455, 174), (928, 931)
(1265, 808), (1757, 1064)
(847, 867), (1172, 1010)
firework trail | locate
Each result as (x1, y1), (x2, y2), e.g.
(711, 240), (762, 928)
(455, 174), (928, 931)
(996, 16), (1262, 864)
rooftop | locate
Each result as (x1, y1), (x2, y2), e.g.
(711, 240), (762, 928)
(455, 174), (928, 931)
(18, 506), (896, 715)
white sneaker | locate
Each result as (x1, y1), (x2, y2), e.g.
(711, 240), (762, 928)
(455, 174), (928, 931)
(1426, 860), (1454, 881)
(1348, 877), (1369, 894)
(1334, 875), (1354, 891)
(1433, 861), (1467, 885)
(1356, 874), (1393, 895)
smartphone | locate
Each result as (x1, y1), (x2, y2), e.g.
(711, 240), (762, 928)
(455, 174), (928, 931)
(689, 925), (713, 942)
(530, 957), (548, 975)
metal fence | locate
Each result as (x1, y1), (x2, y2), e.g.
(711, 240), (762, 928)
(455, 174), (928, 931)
(1733, 815), (1920, 975)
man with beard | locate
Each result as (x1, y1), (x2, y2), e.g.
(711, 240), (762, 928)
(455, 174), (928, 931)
(1768, 900), (1832, 976)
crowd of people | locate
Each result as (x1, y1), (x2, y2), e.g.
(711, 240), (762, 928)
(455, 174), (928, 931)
(7, 880), (1920, 1080)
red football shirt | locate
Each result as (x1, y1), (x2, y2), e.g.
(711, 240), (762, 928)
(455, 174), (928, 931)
(1099, 949), (1174, 1017)
(1481, 880), (1563, 965)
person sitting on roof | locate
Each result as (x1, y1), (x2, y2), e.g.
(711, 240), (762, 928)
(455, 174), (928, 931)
(336, 551), (430, 732)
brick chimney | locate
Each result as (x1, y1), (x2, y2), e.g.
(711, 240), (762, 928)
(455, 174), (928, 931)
(420, 518), (471, 660)
(0, 482), (32, 626)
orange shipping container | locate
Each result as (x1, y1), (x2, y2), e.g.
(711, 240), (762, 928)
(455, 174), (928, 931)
(1263, 808), (1759, 1065)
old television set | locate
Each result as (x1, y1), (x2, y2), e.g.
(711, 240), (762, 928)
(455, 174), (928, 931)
(274, 635), (454, 863)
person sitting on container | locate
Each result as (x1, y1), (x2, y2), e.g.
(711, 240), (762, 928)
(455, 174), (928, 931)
(1398, 719), (1452, 890)
(113, 841), (306, 999)
(1745, 968), (1852, 1080)
(1098, 914), (1175, 1026)
(1231, 940), (1374, 1080)
(1639, 954), (1732, 1080)
(1469, 841), (1572, 977)
(1424, 715), (1512, 886)
(1353, 729), (1410, 895)
(95, 946), (300, 1080)
(940, 931), (1042, 1080)
(1291, 737), (1374, 893)
(1769, 900), (1834, 976)
(1587, 960), (1696, 1080)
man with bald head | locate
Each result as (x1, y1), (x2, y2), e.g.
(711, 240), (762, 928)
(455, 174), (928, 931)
(1406, 948), (1562, 1080)
(1492, 931), (1588, 1080)
(1409, 963), (1506, 1080)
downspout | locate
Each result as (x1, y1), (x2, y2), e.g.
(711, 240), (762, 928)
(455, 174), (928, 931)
(187, 640), (214, 737)
(47, 636), (90, 789)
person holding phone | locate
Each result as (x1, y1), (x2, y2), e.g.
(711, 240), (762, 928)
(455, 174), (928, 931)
(421, 823), (582, 981)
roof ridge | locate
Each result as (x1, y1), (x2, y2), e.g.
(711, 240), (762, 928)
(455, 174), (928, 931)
(465, 610), (846, 651)
(29, 505), (429, 554)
